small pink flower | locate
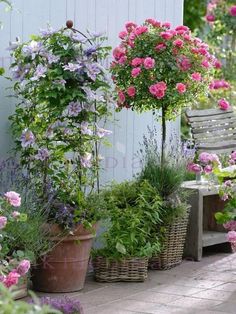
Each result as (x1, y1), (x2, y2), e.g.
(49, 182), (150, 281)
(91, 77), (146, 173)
(173, 39), (184, 48)
(155, 89), (165, 99)
(199, 152), (213, 164)
(160, 31), (173, 40)
(231, 151), (236, 161)
(0, 216), (7, 229)
(131, 58), (143, 67)
(204, 165), (213, 174)
(221, 193), (229, 202)
(201, 59), (211, 68)
(119, 30), (128, 39)
(118, 91), (126, 104)
(206, 14), (215, 22)
(127, 86), (136, 97)
(218, 99), (231, 111)
(213, 59), (222, 69)
(0, 275), (6, 283)
(227, 231), (236, 242)
(229, 159), (235, 165)
(224, 220), (236, 231)
(162, 22), (171, 28)
(225, 180), (232, 187)
(191, 72), (202, 81)
(143, 57), (155, 69)
(134, 26), (148, 36)
(117, 56), (127, 65)
(156, 81), (167, 90)
(4, 271), (20, 288)
(145, 18), (161, 27)
(149, 82), (167, 99)
(177, 56), (191, 71)
(229, 5), (236, 17)
(176, 83), (186, 94)
(4, 191), (21, 207)
(16, 259), (31, 276)
(183, 34), (191, 41)
(113, 46), (126, 61)
(175, 25), (189, 32)
(155, 42), (167, 52)
(131, 67), (141, 77)
(125, 21), (137, 32)
(187, 163), (202, 173)
(12, 211), (21, 219)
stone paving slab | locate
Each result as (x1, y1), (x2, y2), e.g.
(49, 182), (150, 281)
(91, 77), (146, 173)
(35, 253), (236, 314)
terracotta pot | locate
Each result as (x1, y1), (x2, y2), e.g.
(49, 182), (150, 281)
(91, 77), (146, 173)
(31, 223), (97, 292)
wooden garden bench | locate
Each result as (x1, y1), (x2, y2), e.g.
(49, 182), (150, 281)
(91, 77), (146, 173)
(186, 108), (236, 154)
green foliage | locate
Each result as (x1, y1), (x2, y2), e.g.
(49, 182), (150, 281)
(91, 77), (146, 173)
(0, 284), (61, 314)
(93, 180), (163, 259)
(215, 197), (236, 224)
(184, 0), (206, 32)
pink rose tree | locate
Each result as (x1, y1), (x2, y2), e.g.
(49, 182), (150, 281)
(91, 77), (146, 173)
(111, 19), (215, 160)
(0, 192), (31, 289)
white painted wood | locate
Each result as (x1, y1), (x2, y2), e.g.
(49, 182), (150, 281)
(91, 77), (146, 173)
(0, 0), (184, 184)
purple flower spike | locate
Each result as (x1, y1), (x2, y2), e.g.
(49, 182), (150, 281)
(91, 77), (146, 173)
(20, 129), (35, 148)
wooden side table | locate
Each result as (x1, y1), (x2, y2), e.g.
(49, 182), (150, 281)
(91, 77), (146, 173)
(182, 180), (229, 261)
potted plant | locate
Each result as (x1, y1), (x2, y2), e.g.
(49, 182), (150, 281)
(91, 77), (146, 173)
(0, 191), (31, 299)
(9, 21), (112, 292)
(138, 133), (191, 269)
(92, 180), (163, 282)
(111, 19), (216, 161)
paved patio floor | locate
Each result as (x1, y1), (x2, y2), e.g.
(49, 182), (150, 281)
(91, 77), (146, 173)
(37, 252), (236, 314)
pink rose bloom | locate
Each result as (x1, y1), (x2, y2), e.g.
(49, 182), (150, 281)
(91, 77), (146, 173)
(227, 231), (236, 242)
(12, 211), (21, 219)
(175, 25), (189, 33)
(198, 48), (208, 56)
(204, 165), (213, 174)
(149, 82), (167, 99)
(160, 31), (173, 40)
(156, 81), (167, 90)
(176, 83), (186, 94)
(125, 21), (137, 32)
(143, 57), (155, 69)
(4, 271), (20, 288)
(134, 26), (148, 36)
(188, 163), (202, 173)
(155, 42), (167, 52)
(0, 216), (7, 229)
(199, 152), (213, 164)
(177, 56), (192, 71)
(191, 72), (202, 81)
(183, 34), (191, 41)
(113, 46), (126, 61)
(173, 39), (184, 48)
(145, 18), (161, 27)
(162, 22), (171, 28)
(218, 98), (231, 111)
(119, 30), (128, 39)
(16, 259), (31, 276)
(131, 57), (143, 67)
(127, 39), (135, 48)
(209, 79), (230, 90)
(127, 86), (136, 97)
(117, 56), (127, 65)
(201, 59), (211, 68)
(131, 67), (141, 78)
(4, 191), (21, 207)
(229, 5), (236, 17)
(223, 220), (236, 231)
(129, 32), (136, 41)
(155, 89), (165, 99)
(118, 91), (125, 104)
(206, 14), (215, 22)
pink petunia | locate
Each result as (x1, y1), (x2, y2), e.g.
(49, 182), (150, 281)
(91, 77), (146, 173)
(131, 57), (143, 67)
(127, 86), (136, 97)
(131, 67), (141, 77)
(229, 5), (236, 17)
(143, 57), (155, 69)
(191, 72), (202, 81)
(176, 83), (186, 94)
(173, 39), (184, 48)
(155, 42), (167, 52)
(218, 98), (231, 111)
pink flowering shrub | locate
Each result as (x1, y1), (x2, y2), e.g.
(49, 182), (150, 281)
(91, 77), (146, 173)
(111, 19), (215, 119)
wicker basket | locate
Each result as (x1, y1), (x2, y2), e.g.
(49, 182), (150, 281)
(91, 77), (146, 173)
(12, 276), (28, 300)
(149, 209), (190, 270)
(92, 256), (148, 282)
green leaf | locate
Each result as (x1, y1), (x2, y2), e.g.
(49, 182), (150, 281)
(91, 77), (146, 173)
(116, 242), (126, 255)
(0, 67), (5, 75)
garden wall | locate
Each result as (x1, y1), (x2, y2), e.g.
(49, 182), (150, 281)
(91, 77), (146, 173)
(0, 0), (184, 184)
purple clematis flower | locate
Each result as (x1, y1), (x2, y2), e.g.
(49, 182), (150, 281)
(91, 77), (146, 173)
(85, 63), (101, 81)
(80, 153), (93, 168)
(11, 64), (30, 81)
(46, 53), (60, 64)
(39, 26), (56, 37)
(84, 45), (97, 57)
(80, 121), (93, 136)
(67, 101), (82, 117)
(31, 64), (47, 81)
(35, 148), (50, 161)
(63, 62), (83, 72)
(20, 129), (35, 148)
(22, 40), (43, 59)
(96, 125), (112, 138)
(53, 79), (66, 86)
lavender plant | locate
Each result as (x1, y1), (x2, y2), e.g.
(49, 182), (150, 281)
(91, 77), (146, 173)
(9, 22), (113, 230)
(38, 296), (83, 314)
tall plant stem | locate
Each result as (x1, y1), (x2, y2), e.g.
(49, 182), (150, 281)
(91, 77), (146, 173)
(161, 105), (166, 165)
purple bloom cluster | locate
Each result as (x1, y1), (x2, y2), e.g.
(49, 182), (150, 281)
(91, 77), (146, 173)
(63, 62), (83, 72)
(22, 40), (43, 59)
(35, 148), (50, 161)
(67, 101), (83, 117)
(38, 296), (84, 314)
(31, 64), (47, 81)
(11, 64), (30, 81)
(20, 129), (35, 148)
(85, 62), (101, 81)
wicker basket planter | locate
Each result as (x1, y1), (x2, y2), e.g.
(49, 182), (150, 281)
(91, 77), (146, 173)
(92, 256), (148, 282)
(149, 208), (190, 270)
(12, 276), (28, 300)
